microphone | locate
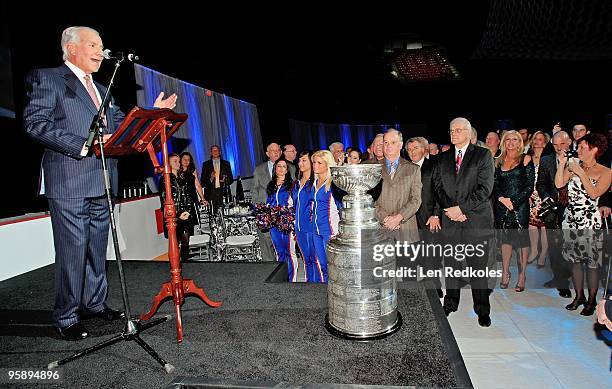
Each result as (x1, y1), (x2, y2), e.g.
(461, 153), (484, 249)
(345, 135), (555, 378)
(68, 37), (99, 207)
(102, 49), (139, 62)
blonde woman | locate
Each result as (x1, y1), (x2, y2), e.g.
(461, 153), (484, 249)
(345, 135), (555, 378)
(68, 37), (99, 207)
(493, 130), (535, 292)
(311, 150), (341, 283)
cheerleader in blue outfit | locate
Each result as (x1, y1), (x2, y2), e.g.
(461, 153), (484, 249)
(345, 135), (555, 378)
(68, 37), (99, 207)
(292, 151), (316, 282)
(266, 158), (298, 281)
(311, 150), (341, 283)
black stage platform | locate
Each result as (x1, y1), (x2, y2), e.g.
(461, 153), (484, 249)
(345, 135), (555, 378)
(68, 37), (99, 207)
(0, 262), (471, 388)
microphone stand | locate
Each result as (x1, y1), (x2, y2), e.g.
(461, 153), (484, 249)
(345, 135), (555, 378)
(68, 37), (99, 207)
(49, 54), (174, 373)
(84, 54), (121, 153)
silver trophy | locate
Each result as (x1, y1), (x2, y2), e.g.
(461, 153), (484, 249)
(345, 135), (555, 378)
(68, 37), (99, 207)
(325, 164), (402, 340)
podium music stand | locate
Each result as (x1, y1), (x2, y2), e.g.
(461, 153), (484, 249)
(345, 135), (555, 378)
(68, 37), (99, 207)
(96, 106), (222, 342)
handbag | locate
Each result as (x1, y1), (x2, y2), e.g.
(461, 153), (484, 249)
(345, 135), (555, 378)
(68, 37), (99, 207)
(502, 209), (523, 234)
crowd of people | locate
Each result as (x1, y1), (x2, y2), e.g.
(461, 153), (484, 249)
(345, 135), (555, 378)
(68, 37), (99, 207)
(246, 119), (611, 327)
(23, 24), (612, 339)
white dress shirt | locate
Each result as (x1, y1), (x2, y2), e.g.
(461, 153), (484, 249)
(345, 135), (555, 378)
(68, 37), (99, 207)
(213, 158), (221, 188)
(65, 61), (105, 157)
(65, 60), (103, 103)
(267, 160), (274, 177)
(455, 143), (469, 160)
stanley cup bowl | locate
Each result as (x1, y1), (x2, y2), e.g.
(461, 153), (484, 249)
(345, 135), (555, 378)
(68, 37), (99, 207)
(330, 164), (382, 194)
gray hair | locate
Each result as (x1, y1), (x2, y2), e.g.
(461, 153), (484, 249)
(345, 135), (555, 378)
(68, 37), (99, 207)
(329, 142), (344, 152)
(61, 26), (99, 61)
(266, 142), (281, 152)
(449, 117), (472, 132)
(384, 128), (403, 145)
(553, 130), (570, 142)
(406, 136), (428, 150)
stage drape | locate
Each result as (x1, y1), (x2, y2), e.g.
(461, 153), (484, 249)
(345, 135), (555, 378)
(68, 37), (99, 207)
(134, 64), (264, 178)
(288, 119), (402, 153)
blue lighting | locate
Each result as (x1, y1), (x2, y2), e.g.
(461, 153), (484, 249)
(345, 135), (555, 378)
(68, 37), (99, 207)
(223, 95), (238, 177)
(318, 123), (327, 151)
(184, 83), (205, 167)
(340, 124), (351, 150)
(240, 102), (257, 174)
(357, 126), (368, 152)
(134, 64), (265, 178)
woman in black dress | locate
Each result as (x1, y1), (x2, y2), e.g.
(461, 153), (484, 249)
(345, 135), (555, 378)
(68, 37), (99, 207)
(494, 130), (535, 292)
(160, 153), (199, 262)
(180, 152), (206, 207)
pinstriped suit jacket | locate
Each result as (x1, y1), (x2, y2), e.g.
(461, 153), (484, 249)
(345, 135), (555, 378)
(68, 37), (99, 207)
(24, 64), (125, 198)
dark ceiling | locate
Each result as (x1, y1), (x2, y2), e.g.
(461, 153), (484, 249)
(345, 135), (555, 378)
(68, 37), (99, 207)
(8, 2), (612, 145)
(5, 1), (612, 217)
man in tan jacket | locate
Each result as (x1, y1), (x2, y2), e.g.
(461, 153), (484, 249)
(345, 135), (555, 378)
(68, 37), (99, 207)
(374, 129), (422, 244)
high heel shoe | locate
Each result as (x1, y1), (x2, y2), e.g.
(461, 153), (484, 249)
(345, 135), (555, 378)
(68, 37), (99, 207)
(580, 301), (596, 316)
(515, 282), (525, 292)
(515, 265), (526, 292)
(500, 272), (511, 289)
(565, 296), (586, 310)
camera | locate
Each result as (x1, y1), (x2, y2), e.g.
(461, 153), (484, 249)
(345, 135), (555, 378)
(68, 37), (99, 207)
(564, 149), (578, 159)
(537, 197), (560, 219)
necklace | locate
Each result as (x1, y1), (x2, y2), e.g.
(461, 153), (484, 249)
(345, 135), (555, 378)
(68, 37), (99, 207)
(583, 161), (596, 170)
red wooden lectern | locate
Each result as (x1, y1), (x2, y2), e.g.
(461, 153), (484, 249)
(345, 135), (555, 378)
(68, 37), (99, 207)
(95, 107), (222, 342)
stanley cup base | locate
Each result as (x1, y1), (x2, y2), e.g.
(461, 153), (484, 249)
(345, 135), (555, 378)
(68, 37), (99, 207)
(324, 312), (403, 341)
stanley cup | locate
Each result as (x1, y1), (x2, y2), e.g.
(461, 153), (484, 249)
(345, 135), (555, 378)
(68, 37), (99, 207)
(325, 164), (402, 340)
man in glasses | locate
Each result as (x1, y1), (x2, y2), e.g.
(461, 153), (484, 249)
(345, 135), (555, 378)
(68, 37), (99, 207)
(432, 117), (495, 327)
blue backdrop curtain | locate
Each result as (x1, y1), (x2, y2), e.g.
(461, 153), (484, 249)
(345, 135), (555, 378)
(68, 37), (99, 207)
(134, 64), (264, 178)
(288, 119), (402, 153)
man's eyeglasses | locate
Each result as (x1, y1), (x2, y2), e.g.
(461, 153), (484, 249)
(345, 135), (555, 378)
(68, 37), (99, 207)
(449, 128), (468, 134)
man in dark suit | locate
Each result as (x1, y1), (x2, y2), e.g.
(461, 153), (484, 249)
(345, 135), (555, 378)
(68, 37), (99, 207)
(406, 137), (439, 231)
(23, 26), (177, 340)
(200, 145), (233, 210)
(536, 131), (573, 297)
(432, 117), (495, 327)
(282, 144), (298, 169)
(570, 123), (590, 152)
(406, 137), (443, 297)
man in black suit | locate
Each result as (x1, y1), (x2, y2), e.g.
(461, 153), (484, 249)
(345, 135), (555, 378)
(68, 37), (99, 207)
(406, 137), (439, 230)
(432, 117), (495, 327)
(570, 123), (590, 152)
(200, 145), (233, 210)
(283, 144), (298, 169)
(536, 131), (573, 297)
(406, 137), (443, 297)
